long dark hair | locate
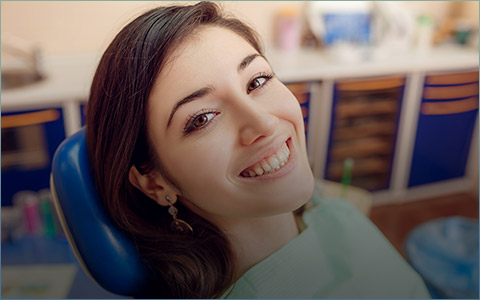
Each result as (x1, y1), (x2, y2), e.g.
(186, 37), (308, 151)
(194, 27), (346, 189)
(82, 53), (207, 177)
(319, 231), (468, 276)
(86, 2), (263, 298)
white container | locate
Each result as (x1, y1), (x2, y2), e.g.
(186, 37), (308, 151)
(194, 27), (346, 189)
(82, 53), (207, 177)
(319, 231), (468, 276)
(416, 15), (435, 55)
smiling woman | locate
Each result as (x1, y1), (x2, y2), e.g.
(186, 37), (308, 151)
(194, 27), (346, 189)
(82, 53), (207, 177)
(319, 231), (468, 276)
(86, 2), (430, 299)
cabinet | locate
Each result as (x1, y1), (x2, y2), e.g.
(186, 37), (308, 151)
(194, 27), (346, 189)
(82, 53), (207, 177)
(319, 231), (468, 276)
(1, 108), (66, 206)
(324, 75), (405, 191)
(300, 69), (477, 203)
(408, 70), (479, 187)
(286, 82), (311, 139)
(80, 103), (87, 126)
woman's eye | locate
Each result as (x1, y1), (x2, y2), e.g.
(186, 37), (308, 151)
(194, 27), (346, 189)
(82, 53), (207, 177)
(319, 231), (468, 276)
(184, 111), (219, 134)
(193, 113), (211, 127)
(247, 74), (273, 94)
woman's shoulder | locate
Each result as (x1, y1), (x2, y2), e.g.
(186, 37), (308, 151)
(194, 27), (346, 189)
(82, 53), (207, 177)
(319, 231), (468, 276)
(298, 181), (431, 299)
(225, 181), (431, 299)
(303, 181), (387, 250)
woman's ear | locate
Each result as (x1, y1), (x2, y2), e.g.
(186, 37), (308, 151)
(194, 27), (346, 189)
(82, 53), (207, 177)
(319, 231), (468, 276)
(128, 165), (174, 206)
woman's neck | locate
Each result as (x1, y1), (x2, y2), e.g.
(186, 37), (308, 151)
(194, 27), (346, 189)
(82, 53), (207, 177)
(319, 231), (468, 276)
(217, 212), (300, 279)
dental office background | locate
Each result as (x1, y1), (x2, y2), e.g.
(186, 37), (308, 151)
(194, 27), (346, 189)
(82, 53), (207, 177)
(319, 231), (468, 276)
(1, 1), (479, 299)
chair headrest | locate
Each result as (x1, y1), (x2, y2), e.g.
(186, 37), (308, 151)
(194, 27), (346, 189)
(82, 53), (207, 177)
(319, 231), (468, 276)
(51, 128), (152, 297)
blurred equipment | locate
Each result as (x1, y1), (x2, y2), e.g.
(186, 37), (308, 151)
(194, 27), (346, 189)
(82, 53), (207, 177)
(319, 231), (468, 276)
(274, 7), (302, 52)
(13, 191), (42, 235)
(307, 1), (373, 62)
(307, 1), (372, 46)
(341, 157), (354, 198)
(453, 18), (476, 45)
(1, 205), (23, 243)
(414, 15), (435, 54)
(405, 217), (479, 299)
(1, 33), (45, 90)
(370, 2), (415, 54)
(307, 2), (419, 60)
(50, 128), (153, 297)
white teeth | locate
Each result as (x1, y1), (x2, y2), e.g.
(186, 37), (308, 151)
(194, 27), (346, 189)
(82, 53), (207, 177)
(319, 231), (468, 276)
(268, 156), (280, 170)
(254, 166), (264, 176)
(277, 150), (287, 165)
(242, 142), (291, 178)
(261, 160), (272, 172)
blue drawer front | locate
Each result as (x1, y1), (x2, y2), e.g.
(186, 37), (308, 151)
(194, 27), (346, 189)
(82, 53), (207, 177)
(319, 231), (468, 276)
(80, 103), (87, 126)
(408, 109), (478, 187)
(1, 108), (66, 206)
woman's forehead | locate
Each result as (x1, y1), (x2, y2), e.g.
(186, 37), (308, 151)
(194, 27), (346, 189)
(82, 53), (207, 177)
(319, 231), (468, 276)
(162, 26), (257, 73)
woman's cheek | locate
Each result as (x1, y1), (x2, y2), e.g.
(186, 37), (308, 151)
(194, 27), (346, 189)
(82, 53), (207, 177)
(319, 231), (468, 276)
(273, 86), (305, 127)
(172, 137), (232, 188)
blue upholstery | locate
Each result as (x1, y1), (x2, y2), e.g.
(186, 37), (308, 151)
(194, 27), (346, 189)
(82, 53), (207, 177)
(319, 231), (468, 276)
(51, 127), (152, 297)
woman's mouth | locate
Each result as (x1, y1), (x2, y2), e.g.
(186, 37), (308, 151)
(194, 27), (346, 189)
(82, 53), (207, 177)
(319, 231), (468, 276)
(240, 141), (291, 178)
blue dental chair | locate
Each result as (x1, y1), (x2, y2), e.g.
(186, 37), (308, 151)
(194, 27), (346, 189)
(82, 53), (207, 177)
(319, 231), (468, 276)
(50, 127), (152, 297)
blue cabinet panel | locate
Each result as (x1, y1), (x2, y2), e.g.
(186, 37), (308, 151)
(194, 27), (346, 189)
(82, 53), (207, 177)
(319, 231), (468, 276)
(80, 103), (87, 126)
(408, 70), (479, 187)
(408, 109), (477, 187)
(2, 108), (66, 206)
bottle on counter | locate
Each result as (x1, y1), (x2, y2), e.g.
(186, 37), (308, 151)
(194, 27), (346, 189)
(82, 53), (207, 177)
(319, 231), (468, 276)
(13, 190), (43, 235)
(416, 15), (435, 55)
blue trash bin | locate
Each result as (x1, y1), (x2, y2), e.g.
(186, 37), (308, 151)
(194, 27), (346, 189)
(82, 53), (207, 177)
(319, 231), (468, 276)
(405, 217), (479, 299)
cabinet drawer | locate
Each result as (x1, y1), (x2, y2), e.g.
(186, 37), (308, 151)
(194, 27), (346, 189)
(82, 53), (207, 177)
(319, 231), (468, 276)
(2, 109), (60, 129)
(325, 75), (405, 191)
(425, 71), (479, 85)
(408, 109), (478, 187)
(337, 76), (405, 91)
(423, 83), (479, 100)
(335, 99), (397, 118)
(330, 137), (392, 160)
(2, 108), (66, 206)
(286, 82), (310, 138)
(333, 121), (395, 140)
(286, 82), (309, 95)
(421, 96), (479, 115)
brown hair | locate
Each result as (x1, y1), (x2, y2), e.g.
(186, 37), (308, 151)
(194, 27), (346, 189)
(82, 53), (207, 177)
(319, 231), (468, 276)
(86, 2), (263, 298)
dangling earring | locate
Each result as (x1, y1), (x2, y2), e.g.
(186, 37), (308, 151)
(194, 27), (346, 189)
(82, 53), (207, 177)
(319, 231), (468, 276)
(166, 196), (193, 235)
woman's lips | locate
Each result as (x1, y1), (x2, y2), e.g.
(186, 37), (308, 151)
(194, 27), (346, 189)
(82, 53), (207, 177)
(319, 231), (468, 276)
(240, 139), (292, 178)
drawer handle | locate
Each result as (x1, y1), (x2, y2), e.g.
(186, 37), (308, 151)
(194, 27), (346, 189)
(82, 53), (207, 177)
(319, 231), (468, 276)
(421, 97), (479, 115)
(337, 76), (405, 91)
(426, 71), (479, 85)
(2, 109), (60, 128)
(423, 83), (479, 100)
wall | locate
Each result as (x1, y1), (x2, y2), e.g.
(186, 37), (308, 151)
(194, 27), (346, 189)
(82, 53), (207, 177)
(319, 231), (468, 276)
(3, 1), (473, 57)
(1, 1), (304, 55)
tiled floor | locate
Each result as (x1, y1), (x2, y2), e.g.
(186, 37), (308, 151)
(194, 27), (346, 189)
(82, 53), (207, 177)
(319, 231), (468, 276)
(369, 192), (479, 257)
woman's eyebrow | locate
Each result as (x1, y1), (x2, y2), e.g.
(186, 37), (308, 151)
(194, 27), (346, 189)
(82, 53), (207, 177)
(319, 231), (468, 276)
(167, 86), (215, 128)
(238, 53), (260, 72)
(166, 53), (261, 129)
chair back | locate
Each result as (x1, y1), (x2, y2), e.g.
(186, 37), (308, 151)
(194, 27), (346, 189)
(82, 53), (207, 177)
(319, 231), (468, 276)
(51, 127), (152, 297)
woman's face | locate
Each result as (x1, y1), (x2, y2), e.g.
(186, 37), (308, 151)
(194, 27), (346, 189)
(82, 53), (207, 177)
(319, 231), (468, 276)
(147, 26), (314, 223)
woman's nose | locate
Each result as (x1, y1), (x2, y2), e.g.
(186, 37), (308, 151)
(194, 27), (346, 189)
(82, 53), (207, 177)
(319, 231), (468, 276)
(237, 101), (278, 146)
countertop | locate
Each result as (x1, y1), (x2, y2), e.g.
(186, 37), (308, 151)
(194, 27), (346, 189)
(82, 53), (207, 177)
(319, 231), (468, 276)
(267, 44), (479, 82)
(2, 45), (478, 112)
